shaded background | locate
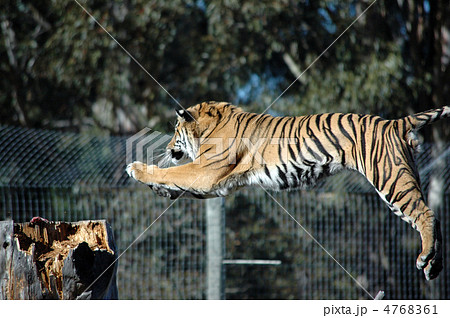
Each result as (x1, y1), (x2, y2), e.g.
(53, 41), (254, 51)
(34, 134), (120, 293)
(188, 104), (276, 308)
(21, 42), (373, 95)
(2, 0), (449, 136)
(1, 0), (449, 299)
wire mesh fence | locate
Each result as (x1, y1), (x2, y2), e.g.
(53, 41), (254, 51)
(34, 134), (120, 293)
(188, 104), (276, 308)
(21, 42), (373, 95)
(0, 125), (449, 299)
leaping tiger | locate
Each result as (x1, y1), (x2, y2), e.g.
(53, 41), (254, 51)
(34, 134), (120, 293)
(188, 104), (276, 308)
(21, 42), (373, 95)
(126, 101), (449, 280)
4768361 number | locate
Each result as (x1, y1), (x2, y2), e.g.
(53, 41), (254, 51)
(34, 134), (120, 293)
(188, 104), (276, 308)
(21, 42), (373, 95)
(383, 305), (438, 315)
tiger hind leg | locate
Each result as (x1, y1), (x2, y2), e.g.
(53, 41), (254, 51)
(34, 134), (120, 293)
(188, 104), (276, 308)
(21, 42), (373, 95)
(376, 187), (443, 280)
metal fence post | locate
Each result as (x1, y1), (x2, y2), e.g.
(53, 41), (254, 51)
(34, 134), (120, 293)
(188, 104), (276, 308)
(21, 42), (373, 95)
(206, 197), (224, 300)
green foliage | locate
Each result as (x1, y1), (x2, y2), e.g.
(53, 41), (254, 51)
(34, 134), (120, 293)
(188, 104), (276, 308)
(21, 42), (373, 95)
(2, 1), (448, 139)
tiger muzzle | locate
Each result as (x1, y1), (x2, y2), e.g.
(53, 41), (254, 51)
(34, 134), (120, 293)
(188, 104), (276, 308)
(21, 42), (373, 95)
(171, 149), (184, 161)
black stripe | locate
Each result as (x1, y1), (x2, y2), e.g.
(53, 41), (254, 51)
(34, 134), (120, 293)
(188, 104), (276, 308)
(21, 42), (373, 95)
(264, 166), (271, 178)
(277, 165), (289, 189)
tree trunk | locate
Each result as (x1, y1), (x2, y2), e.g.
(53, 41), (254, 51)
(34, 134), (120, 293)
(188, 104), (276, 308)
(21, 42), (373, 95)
(0, 219), (118, 300)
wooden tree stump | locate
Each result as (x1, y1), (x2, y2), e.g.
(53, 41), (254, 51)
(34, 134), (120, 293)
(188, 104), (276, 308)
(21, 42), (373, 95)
(0, 219), (118, 299)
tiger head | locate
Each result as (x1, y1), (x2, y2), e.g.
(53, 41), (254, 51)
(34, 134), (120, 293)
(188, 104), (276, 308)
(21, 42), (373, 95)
(164, 102), (241, 165)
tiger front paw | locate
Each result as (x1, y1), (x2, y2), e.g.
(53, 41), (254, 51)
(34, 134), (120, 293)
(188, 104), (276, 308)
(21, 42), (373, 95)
(126, 161), (156, 184)
(126, 162), (182, 199)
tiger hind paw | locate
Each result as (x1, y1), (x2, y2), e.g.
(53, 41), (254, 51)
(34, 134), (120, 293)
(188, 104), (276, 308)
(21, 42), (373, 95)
(416, 238), (443, 280)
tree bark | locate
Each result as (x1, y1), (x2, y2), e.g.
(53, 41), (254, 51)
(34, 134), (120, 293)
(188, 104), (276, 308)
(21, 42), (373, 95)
(0, 219), (118, 300)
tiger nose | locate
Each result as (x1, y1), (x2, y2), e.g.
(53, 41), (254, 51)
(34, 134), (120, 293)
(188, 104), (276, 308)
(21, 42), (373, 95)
(171, 149), (183, 160)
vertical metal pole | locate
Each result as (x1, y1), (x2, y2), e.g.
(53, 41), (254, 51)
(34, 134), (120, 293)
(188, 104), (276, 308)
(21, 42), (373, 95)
(206, 197), (224, 300)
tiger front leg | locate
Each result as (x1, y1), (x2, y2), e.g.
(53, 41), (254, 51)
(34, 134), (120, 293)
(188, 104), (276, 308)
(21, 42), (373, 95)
(126, 161), (222, 199)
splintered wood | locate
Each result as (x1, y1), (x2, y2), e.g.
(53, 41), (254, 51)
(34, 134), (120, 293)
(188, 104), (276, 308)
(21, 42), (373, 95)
(0, 220), (118, 300)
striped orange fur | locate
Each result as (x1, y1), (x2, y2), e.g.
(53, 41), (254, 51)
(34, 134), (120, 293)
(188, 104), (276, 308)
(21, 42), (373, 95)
(127, 101), (449, 280)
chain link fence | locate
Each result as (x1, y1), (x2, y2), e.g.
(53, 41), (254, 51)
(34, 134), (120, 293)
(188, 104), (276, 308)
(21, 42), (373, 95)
(0, 125), (449, 299)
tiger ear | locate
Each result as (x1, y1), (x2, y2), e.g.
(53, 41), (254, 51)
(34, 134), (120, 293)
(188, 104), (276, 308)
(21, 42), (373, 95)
(176, 109), (194, 122)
